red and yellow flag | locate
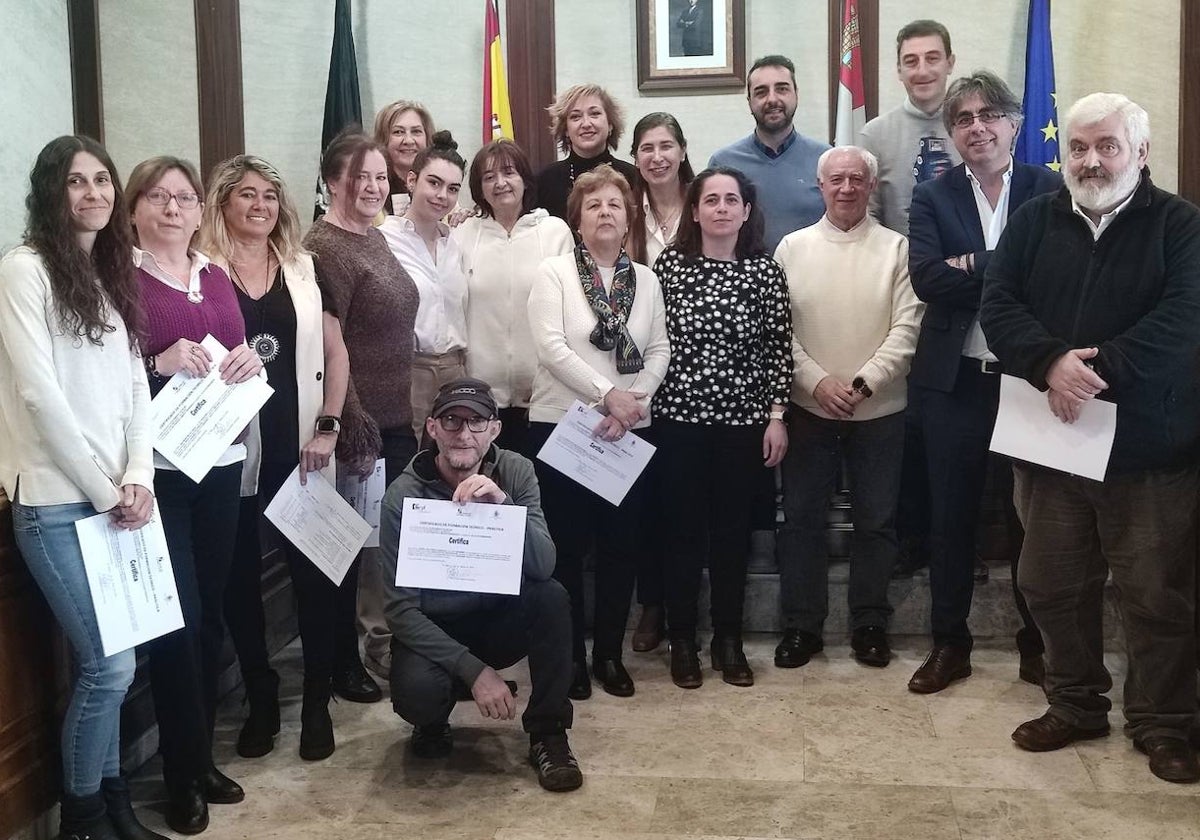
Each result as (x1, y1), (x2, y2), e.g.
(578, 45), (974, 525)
(483, 0), (513, 143)
(834, 0), (866, 146)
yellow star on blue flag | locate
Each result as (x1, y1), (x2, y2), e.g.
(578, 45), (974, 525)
(1016, 0), (1060, 170)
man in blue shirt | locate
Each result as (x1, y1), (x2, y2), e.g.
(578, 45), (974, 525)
(709, 54), (829, 252)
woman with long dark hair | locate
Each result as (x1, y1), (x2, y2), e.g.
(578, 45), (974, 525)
(652, 166), (792, 689)
(0, 135), (165, 840)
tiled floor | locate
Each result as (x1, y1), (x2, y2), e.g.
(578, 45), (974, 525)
(128, 638), (1200, 839)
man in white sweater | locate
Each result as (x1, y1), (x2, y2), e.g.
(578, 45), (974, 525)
(772, 147), (924, 671)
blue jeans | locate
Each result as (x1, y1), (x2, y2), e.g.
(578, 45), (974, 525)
(11, 499), (136, 796)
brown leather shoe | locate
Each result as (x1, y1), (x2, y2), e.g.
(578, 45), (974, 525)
(1011, 711), (1109, 752)
(1135, 735), (1200, 783)
(907, 645), (972, 694)
(631, 605), (665, 652)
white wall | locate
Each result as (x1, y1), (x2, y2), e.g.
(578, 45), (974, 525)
(0, 0), (74, 252)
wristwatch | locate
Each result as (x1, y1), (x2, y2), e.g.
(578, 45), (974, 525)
(315, 415), (342, 434)
(851, 377), (873, 399)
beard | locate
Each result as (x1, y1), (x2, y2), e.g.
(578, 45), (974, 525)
(753, 104), (796, 134)
(1065, 162), (1141, 213)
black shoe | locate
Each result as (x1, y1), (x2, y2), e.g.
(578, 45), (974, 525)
(568, 660), (592, 700)
(198, 767), (243, 804)
(299, 678), (335, 761)
(165, 782), (208, 835)
(60, 791), (121, 840)
(529, 733), (583, 792)
(774, 629), (823, 668)
(102, 775), (169, 840)
(851, 625), (891, 668)
(669, 638), (703, 689)
(631, 605), (666, 652)
(592, 658), (635, 697)
(710, 635), (754, 686)
(412, 722), (453, 759)
(236, 669), (281, 758)
(332, 661), (382, 703)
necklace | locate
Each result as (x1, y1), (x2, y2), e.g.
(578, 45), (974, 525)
(229, 253), (281, 364)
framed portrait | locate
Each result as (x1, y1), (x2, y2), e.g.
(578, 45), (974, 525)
(636, 0), (746, 92)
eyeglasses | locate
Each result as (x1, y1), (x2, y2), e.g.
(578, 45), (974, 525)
(951, 110), (1009, 130)
(144, 188), (201, 209)
(436, 414), (492, 433)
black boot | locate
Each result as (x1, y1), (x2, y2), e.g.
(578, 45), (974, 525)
(101, 776), (169, 840)
(59, 791), (120, 840)
(299, 677), (335, 761)
(236, 669), (281, 758)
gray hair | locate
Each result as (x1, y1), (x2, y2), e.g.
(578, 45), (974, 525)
(817, 146), (879, 182)
(1063, 92), (1150, 152)
(942, 70), (1023, 134)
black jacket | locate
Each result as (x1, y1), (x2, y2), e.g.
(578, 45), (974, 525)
(908, 161), (1061, 392)
(980, 170), (1200, 475)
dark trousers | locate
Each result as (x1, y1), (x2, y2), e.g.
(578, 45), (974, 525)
(224, 459), (342, 685)
(495, 407), (530, 455)
(142, 463), (241, 789)
(389, 578), (574, 736)
(896, 391), (930, 552)
(917, 362), (1041, 654)
(526, 422), (639, 662)
(778, 409), (903, 635)
(657, 419), (763, 640)
(1014, 463), (1199, 740)
(634, 424), (666, 607)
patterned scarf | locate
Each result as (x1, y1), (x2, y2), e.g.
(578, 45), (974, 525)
(574, 244), (643, 374)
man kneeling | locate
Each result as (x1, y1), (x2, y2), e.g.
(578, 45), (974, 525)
(378, 378), (581, 792)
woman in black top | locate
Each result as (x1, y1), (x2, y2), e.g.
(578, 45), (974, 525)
(537, 84), (638, 223)
(651, 166), (793, 689)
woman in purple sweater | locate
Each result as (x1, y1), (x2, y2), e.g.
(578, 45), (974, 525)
(128, 156), (261, 835)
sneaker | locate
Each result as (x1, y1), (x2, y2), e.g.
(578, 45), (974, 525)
(528, 733), (583, 792)
(411, 723), (453, 758)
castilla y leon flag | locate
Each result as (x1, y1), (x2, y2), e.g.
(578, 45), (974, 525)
(314, 0), (363, 220)
(834, 0), (866, 147)
(1015, 0), (1061, 172)
(482, 0), (514, 143)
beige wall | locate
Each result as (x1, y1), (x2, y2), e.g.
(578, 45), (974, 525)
(0, 0), (73, 251)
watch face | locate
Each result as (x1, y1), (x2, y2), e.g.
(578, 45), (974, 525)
(317, 418), (340, 433)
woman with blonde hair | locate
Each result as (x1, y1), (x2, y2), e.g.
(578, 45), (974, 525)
(372, 99), (435, 216)
(537, 84), (637, 223)
(198, 154), (358, 762)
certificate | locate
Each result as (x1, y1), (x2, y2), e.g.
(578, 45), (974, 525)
(990, 374), (1117, 482)
(151, 334), (274, 482)
(75, 503), (184, 656)
(535, 400), (656, 505)
(337, 459), (386, 549)
(395, 498), (527, 595)
(264, 467), (372, 585)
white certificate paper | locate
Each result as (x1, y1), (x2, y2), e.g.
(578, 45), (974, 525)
(395, 498), (527, 595)
(75, 503), (184, 656)
(151, 335), (274, 482)
(990, 374), (1117, 482)
(535, 400), (656, 505)
(337, 459), (386, 548)
(264, 467), (372, 585)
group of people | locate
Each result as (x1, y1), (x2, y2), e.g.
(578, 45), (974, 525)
(2, 15), (1199, 840)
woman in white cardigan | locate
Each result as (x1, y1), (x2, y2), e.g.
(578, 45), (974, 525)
(0, 135), (162, 840)
(454, 139), (573, 453)
(527, 164), (669, 700)
(198, 155), (357, 763)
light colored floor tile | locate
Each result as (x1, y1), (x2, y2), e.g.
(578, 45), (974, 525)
(1076, 736), (1200, 797)
(951, 787), (1200, 840)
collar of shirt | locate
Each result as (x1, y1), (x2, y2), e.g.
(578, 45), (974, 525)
(965, 156), (1015, 249)
(1071, 187), (1138, 241)
(133, 247), (210, 290)
(753, 129), (798, 159)
(393, 214), (451, 241)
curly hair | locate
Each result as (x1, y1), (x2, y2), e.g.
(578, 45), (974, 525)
(566, 163), (635, 232)
(546, 84), (625, 155)
(198, 154), (306, 264)
(23, 135), (142, 347)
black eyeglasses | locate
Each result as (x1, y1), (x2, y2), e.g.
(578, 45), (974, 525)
(144, 188), (201, 209)
(436, 414), (492, 433)
(952, 110), (1009, 130)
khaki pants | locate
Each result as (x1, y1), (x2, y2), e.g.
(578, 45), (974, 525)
(409, 350), (467, 440)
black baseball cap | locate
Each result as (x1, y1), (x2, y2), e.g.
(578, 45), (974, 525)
(430, 378), (498, 419)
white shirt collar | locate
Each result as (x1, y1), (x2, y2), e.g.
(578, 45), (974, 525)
(965, 156), (1014, 188)
(1071, 187), (1138, 241)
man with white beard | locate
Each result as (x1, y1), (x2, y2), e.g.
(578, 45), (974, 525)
(981, 92), (1200, 784)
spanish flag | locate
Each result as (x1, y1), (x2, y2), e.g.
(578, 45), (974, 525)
(483, 0), (514, 143)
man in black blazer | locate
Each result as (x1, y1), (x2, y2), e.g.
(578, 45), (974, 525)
(906, 71), (1061, 693)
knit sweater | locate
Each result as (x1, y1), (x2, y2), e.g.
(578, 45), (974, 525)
(452, 210), (574, 408)
(859, 98), (960, 235)
(138, 258), (245, 360)
(0, 246), (153, 509)
(536, 151), (639, 223)
(303, 219), (419, 439)
(708, 131), (829, 252)
(527, 252), (670, 425)
(774, 215), (924, 420)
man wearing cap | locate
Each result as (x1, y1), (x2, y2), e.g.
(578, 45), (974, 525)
(377, 378), (581, 792)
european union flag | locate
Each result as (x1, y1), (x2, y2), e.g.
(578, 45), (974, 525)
(1015, 0), (1061, 172)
